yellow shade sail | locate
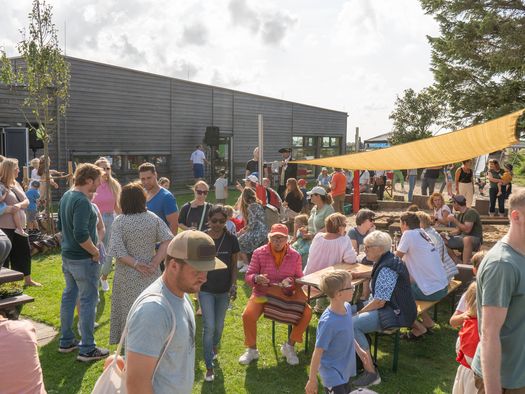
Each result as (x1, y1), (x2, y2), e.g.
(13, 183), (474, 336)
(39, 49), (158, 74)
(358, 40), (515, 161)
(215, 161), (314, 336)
(293, 109), (525, 170)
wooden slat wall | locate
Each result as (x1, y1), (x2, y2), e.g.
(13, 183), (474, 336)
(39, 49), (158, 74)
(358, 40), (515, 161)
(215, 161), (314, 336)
(1, 57), (347, 190)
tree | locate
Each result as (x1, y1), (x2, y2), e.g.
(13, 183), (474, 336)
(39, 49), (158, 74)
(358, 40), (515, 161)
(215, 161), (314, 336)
(1, 0), (70, 233)
(388, 87), (444, 145)
(420, 0), (525, 127)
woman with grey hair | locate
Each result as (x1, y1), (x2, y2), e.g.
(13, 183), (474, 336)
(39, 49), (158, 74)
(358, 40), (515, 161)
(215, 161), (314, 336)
(351, 230), (417, 388)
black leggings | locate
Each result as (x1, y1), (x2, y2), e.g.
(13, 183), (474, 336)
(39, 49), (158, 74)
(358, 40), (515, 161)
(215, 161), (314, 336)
(1, 228), (31, 276)
(489, 187), (505, 214)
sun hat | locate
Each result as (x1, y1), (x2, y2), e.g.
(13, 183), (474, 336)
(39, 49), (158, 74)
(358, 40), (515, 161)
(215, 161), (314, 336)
(307, 186), (327, 196)
(167, 230), (227, 271)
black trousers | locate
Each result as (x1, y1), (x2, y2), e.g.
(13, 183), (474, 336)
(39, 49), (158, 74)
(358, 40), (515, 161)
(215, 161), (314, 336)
(489, 186), (505, 214)
(1, 228), (31, 276)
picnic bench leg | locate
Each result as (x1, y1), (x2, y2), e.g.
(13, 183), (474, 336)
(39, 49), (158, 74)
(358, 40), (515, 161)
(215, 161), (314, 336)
(288, 325), (292, 340)
(272, 320), (275, 345)
(392, 330), (400, 373)
(433, 303), (438, 322)
(373, 333), (379, 363)
(305, 286), (311, 354)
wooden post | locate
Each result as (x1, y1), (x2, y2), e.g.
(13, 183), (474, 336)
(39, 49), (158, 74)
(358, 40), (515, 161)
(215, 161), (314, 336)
(68, 161), (73, 187)
(353, 127), (361, 212)
(23, 166), (30, 189)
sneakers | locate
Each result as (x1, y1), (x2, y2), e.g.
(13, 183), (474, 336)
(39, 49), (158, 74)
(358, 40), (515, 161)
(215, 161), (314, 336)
(58, 339), (80, 353)
(205, 368), (215, 382)
(238, 348), (259, 365)
(77, 347), (110, 362)
(281, 342), (299, 365)
(353, 371), (381, 388)
(100, 278), (110, 292)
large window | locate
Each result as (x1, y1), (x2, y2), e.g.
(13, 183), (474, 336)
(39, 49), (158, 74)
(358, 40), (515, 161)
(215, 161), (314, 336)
(320, 136), (342, 158)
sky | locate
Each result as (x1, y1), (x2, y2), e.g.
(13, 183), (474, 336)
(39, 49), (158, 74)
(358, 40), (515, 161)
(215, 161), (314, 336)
(0, 0), (440, 141)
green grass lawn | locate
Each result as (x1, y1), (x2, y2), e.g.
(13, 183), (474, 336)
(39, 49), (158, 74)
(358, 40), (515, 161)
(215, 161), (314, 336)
(21, 251), (460, 394)
(19, 188), (458, 393)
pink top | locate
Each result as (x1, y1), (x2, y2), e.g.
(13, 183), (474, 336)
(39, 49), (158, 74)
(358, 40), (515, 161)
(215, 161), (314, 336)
(93, 181), (116, 214)
(0, 319), (46, 394)
(245, 243), (303, 297)
(303, 233), (357, 275)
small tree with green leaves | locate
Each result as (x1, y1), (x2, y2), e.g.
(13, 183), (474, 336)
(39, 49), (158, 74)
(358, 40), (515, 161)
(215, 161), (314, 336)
(388, 87), (445, 146)
(1, 0), (70, 233)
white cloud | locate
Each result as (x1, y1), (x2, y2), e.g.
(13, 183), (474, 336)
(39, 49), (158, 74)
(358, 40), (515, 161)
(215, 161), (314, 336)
(0, 0), (439, 140)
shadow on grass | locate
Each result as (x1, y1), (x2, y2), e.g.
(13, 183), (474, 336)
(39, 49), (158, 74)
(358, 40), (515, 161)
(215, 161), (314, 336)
(39, 336), (92, 394)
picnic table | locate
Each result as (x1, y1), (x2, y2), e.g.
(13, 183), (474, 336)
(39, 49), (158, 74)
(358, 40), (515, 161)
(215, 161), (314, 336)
(296, 263), (373, 353)
(0, 267), (34, 319)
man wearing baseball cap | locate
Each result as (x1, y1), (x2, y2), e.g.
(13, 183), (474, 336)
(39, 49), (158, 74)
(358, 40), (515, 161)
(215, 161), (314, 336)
(125, 231), (226, 394)
(445, 194), (483, 264)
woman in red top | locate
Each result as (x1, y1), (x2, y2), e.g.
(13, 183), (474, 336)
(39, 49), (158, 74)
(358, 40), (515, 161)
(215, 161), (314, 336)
(238, 223), (312, 366)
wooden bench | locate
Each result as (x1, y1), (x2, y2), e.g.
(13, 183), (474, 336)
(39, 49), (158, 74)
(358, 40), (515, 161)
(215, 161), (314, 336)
(0, 294), (35, 319)
(372, 279), (462, 373)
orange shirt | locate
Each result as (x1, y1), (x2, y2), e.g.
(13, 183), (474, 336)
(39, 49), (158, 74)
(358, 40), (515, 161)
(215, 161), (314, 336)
(331, 171), (347, 197)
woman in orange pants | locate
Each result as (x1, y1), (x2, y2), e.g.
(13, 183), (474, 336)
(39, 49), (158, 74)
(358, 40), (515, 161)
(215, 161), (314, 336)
(239, 223), (312, 366)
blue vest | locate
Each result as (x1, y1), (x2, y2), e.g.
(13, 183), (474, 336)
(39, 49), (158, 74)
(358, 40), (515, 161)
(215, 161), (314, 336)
(370, 251), (417, 329)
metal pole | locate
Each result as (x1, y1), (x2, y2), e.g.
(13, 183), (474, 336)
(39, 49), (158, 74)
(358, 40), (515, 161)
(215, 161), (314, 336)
(258, 114), (264, 181)
(353, 127), (360, 213)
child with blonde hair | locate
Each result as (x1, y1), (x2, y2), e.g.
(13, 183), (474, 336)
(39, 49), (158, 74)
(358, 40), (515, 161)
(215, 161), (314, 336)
(451, 281), (479, 394)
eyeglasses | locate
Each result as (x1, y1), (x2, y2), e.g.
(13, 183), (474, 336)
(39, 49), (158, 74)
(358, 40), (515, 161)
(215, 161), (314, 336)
(195, 190), (208, 195)
(210, 218), (226, 224)
(340, 285), (355, 292)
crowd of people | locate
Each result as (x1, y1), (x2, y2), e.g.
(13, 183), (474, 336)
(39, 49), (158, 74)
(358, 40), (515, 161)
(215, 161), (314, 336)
(0, 147), (523, 394)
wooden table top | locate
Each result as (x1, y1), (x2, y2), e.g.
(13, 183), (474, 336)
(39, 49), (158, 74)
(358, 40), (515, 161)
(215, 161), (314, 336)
(0, 268), (24, 284)
(297, 263), (373, 288)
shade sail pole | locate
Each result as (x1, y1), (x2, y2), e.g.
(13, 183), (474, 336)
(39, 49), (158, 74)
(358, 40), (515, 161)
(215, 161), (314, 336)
(258, 114), (263, 182)
(353, 127), (360, 213)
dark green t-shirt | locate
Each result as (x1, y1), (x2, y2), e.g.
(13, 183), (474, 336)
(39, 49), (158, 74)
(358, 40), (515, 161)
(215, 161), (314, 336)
(57, 190), (98, 260)
(471, 241), (525, 388)
(458, 207), (482, 240)
(489, 169), (503, 188)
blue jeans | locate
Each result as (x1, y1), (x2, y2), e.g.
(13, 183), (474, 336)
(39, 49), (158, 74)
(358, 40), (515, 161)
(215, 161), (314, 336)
(60, 256), (100, 354)
(352, 309), (382, 351)
(408, 175), (416, 202)
(100, 212), (115, 277)
(198, 291), (230, 368)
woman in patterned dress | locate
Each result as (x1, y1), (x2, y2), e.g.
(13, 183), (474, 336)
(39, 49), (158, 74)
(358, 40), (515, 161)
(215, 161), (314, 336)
(107, 182), (173, 344)
(237, 187), (267, 265)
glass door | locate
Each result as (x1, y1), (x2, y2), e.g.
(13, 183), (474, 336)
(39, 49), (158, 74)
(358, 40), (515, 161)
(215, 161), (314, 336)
(209, 136), (232, 184)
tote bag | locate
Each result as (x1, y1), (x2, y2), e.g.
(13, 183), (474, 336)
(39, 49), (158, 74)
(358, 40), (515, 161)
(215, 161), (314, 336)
(91, 292), (176, 394)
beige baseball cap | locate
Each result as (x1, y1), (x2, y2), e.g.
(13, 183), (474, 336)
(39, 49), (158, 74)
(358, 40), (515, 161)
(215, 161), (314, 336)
(167, 230), (227, 271)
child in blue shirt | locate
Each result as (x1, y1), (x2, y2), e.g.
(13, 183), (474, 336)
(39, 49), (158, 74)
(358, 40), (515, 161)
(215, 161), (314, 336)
(25, 180), (41, 232)
(305, 270), (367, 394)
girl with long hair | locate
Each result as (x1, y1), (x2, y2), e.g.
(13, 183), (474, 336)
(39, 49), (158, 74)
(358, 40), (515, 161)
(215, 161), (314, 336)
(282, 178), (304, 219)
(93, 157), (122, 291)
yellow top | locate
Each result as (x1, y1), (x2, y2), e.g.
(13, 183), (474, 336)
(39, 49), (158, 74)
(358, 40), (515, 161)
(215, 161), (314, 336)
(501, 171), (513, 184)
(292, 109), (525, 170)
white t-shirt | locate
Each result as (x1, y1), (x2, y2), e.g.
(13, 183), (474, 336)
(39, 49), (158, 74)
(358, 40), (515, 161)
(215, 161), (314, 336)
(214, 177), (228, 199)
(30, 168), (41, 182)
(434, 205), (451, 221)
(303, 233), (357, 275)
(360, 170), (370, 185)
(190, 150), (206, 164)
(455, 292), (467, 313)
(397, 228), (448, 295)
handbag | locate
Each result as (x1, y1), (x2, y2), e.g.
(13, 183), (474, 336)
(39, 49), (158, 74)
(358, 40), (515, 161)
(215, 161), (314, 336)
(263, 285), (306, 326)
(91, 292), (177, 394)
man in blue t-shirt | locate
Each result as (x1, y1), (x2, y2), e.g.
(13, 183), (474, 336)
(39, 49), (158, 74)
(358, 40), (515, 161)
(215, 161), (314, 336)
(139, 162), (179, 234)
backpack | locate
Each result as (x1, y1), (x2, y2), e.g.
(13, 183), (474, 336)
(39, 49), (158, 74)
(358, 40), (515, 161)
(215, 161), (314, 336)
(264, 204), (280, 228)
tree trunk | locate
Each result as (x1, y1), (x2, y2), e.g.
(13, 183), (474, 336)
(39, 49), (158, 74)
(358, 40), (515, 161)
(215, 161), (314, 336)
(43, 140), (55, 234)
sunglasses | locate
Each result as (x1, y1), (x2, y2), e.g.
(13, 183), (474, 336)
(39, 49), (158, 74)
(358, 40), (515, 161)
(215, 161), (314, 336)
(340, 285), (355, 292)
(195, 190), (208, 195)
(210, 218), (226, 224)
(311, 193), (320, 197)
(364, 245), (377, 251)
